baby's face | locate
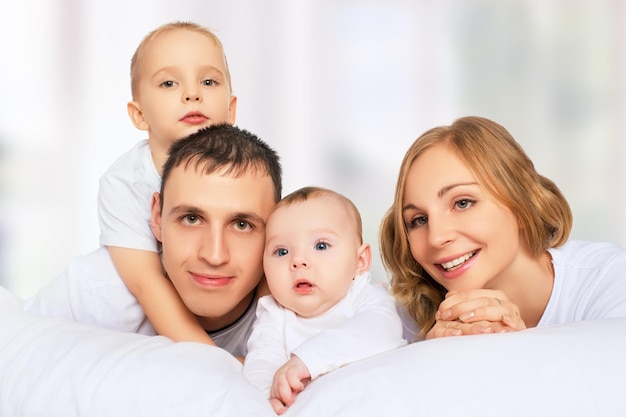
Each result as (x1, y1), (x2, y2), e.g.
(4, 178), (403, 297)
(263, 197), (367, 318)
(131, 28), (236, 147)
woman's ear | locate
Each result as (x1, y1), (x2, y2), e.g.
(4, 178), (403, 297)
(150, 192), (163, 242)
(355, 243), (372, 275)
(127, 100), (149, 131)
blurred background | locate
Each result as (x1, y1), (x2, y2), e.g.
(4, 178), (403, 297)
(1, 0), (624, 298)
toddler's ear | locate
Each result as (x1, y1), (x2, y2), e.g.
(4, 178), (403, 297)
(227, 95), (237, 124)
(127, 100), (149, 131)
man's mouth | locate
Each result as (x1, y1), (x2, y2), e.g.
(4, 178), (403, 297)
(439, 251), (477, 272)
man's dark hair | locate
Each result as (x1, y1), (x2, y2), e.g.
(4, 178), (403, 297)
(160, 123), (282, 208)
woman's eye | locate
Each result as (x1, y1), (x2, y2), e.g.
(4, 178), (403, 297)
(315, 242), (329, 251)
(160, 80), (176, 88)
(274, 248), (288, 257)
(410, 216), (428, 228)
(202, 79), (216, 86)
(455, 199), (474, 210)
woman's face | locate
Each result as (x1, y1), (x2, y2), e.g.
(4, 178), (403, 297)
(401, 145), (522, 291)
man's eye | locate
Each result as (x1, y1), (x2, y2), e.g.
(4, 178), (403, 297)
(274, 248), (288, 257)
(315, 242), (329, 251)
(202, 79), (216, 86)
(235, 221), (251, 231)
(160, 80), (176, 88)
(183, 214), (199, 225)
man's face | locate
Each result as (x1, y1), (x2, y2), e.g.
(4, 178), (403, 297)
(151, 164), (275, 331)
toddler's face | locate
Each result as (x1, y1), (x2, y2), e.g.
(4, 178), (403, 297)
(130, 28), (236, 147)
(263, 197), (368, 318)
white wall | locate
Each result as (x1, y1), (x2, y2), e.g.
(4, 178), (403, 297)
(1, 0), (625, 298)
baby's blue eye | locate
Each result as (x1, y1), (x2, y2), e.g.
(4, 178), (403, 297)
(315, 242), (329, 251)
(275, 248), (288, 257)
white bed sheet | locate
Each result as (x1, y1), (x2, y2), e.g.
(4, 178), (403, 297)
(2, 286), (625, 416)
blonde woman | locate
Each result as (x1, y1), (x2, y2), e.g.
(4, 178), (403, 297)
(380, 116), (626, 341)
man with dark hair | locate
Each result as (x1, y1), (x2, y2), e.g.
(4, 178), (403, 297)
(26, 124), (282, 358)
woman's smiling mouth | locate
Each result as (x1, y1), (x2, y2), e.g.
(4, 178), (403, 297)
(439, 251), (478, 272)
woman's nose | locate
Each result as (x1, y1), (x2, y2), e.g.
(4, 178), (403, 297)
(427, 215), (456, 247)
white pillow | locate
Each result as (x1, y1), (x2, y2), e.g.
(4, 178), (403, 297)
(3, 286), (625, 416)
(286, 317), (626, 416)
(0, 287), (274, 417)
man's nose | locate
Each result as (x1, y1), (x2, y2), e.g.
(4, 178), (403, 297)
(199, 228), (229, 265)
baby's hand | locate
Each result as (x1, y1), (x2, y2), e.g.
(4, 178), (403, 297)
(269, 355), (311, 415)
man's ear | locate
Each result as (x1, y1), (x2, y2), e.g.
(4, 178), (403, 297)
(227, 95), (237, 124)
(127, 100), (149, 131)
(150, 192), (163, 242)
(355, 243), (372, 275)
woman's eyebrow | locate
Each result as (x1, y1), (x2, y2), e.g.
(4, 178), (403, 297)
(437, 182), (478, 198)
(401, 182), (480, 213)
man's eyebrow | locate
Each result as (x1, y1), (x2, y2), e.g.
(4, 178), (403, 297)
(234, 212), (266, 226)
(169, 205), (203, 216)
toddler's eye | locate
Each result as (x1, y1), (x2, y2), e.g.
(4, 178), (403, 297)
(202, 79), (216, 86)
(275, 248), (288, 257)
(315, 242), (329, 251)
(160, 80), (176, 88)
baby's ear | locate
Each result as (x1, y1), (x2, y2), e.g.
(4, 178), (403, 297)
(355, 243), (372, 275)
(127, 100), (149, 131)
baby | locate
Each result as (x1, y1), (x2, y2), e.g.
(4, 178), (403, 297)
(244, 186), (406, 414)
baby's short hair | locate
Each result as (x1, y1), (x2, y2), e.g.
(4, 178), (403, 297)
(278, 186), (363, 244)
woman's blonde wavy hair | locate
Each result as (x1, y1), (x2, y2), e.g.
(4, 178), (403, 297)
(379, 116), (572, 338)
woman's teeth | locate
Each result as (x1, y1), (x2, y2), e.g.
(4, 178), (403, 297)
(441, 251), (476, 271)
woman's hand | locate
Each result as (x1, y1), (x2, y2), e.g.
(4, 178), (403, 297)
(426, 289), (526, 340)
